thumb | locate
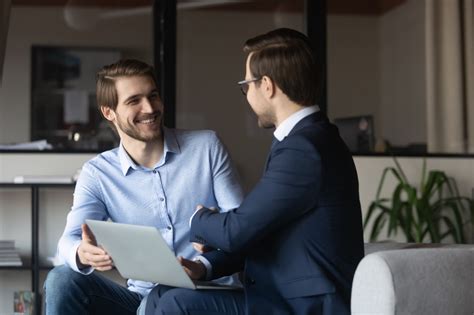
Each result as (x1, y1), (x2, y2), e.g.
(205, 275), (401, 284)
(81, 224), (97, 245)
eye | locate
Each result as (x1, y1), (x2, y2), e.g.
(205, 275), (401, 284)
(127, 98), (139, 105)
(149, 92), (159, 100)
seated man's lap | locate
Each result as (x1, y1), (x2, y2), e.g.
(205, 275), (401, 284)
(44, 265), (141, 315)
(142, 285), (244, 315)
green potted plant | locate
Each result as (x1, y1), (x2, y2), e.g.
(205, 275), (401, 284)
(364, 157), (474, 243)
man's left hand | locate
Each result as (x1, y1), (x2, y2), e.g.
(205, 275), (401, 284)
(178, 256), (206, 280)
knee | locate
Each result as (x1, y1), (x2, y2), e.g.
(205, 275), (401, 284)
(44, 265), (90, 302)
(146, 286), (183, 315)
(45, 265), (73, 291)
(156, 290), (183, 315)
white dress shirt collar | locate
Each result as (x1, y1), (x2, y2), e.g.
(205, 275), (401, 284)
(274, 105), (320, 141)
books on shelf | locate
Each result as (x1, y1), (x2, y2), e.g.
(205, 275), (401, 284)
(0, 240), (22, 267)
(0, 240), (15, 248)
(13, 175), (73, 184)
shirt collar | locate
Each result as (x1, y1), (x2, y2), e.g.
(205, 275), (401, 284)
(118, 127), (180, 176)
(274, 105), (320, 141)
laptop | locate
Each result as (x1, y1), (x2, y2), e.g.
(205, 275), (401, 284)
(86, 219), (241, 290)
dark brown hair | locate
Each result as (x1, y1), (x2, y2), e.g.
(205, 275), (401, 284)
(244, 28), (319, 106)
(96, 59), (158, 112)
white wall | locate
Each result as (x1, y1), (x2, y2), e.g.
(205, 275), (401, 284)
(327, 15), (381, 126)
(379, 0), (427, 147)
(328, 0), (428, 148)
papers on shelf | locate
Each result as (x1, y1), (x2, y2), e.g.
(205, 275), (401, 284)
(0, 239), (22, 267)
(0, 139), (52, 150)
(13, 175), (73, 184)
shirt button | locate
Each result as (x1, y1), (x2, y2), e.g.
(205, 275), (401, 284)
(153, 170), (157, 174)
(167, 226), (172, 230)
(159, 197), (165, 202)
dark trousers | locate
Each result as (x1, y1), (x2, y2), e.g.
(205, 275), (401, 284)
(143, 284), (245, 315)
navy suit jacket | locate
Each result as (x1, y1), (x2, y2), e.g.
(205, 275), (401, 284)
(191, 112), (364, 315)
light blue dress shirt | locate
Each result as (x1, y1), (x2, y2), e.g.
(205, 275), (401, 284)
(57, 127), (244, 297)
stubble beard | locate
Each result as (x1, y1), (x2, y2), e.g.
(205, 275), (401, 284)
(116, 113), (163, 142)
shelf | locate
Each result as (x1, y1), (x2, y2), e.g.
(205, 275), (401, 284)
(0, 265), (54, 271)
(0, 265), (31, 270)
(0, 184), (73, 314)
(0, 183), (75, 188)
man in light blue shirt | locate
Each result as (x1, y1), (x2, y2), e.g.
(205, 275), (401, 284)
(43, 59), (244, 315)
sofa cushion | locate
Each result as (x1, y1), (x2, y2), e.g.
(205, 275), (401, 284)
(352, 248), (474, 315)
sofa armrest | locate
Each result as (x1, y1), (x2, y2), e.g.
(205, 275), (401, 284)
(351, 248), (474, 315)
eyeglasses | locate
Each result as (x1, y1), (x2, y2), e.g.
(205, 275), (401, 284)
(237, 77), (262, 95)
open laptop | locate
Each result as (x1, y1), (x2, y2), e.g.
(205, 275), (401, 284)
(86, 219), (241, 290)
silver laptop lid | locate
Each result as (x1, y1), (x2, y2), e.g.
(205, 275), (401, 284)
(86, 219), (196, 289)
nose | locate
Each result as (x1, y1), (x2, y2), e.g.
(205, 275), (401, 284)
(141, 98), (154, 113)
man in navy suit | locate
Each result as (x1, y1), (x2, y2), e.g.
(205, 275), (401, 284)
(143, 28), (364, 315)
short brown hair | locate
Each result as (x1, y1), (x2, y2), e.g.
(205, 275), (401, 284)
(96, 59), (158, 112)
(244, 28), (319, 106)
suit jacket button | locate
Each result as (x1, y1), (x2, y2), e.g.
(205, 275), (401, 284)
(247, 278), (255, 285)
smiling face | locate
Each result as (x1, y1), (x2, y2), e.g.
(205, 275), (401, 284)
(101, 75), (164, 143)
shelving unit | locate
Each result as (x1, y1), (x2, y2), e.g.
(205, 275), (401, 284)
(0, 182), (74, 314)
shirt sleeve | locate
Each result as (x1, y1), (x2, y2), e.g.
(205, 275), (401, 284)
(191, 133), (244, 278)
(210, 133), (244, 212)
(57, 162), (108, 274)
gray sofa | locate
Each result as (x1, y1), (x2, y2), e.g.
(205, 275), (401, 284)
(351, 243), (474, 315)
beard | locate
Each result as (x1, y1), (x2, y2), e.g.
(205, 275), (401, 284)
(255, 109), (276, 129)
(115, 111), (163, 142)
(258, 118), (276, 129)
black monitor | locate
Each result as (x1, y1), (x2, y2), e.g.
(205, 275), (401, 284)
(334, 115), (375, 153)
(0, 0), (11, 85)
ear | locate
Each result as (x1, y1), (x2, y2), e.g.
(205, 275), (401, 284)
(261, 76), (276, 99)
(100, 106), (116, 122)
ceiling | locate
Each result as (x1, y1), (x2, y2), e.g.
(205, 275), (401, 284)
(12, 0), (406, 15)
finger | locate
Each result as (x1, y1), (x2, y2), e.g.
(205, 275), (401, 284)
(178, 256), (195, 270)
(87, 256), (113, 266)
(95, 265), (113, 272)
(85, 252), (111, 264)
(209, 207), (217, 211)
(82, 224), (97, 245)
(178, 257), (195, 276)
(80, 242), (106, 256)
(98, 245), (109, 255)
(195, 205), (204, 211)
(178, 256), (191, 267)
(192, 242), (205, 253)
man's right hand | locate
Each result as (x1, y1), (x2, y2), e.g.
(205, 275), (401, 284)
(76, 223), (113, 271)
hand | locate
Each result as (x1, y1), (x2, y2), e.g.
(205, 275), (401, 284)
(192, 242), (214, 253)
(178, 256), (206, 280)
(195, 205), (218, 212)
(76, 224), (113, 271)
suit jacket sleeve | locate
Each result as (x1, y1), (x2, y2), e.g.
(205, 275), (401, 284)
(191, 136), (322, 253)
